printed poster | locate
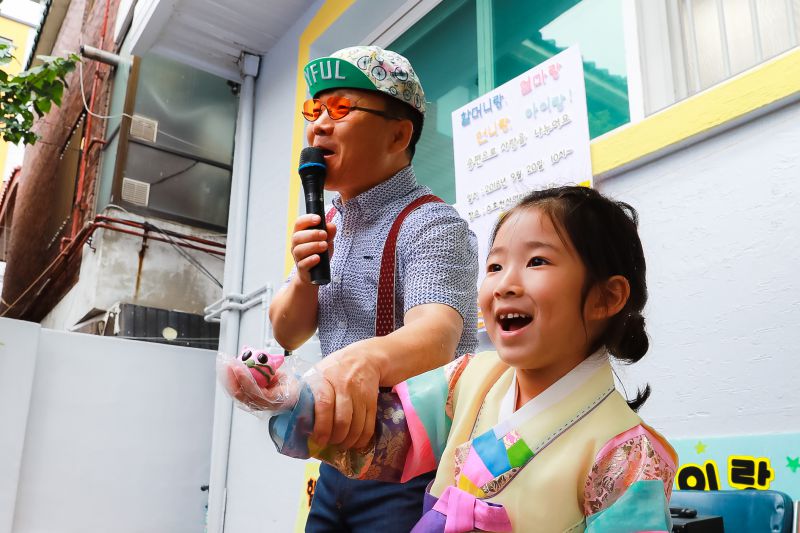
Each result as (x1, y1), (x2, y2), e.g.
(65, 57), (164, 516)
(452, 45), (592, 281)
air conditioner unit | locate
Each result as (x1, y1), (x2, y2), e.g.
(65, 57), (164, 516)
(106, 302), (220, 350)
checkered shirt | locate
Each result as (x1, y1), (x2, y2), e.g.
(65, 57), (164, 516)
(302, 166), (479, 358)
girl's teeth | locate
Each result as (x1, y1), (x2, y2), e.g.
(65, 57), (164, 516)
(499, 313), (531, 320)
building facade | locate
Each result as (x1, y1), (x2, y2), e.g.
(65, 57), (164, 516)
(0, 0), (232, 349)
(2, 0), (798, 530)
(0, 0), (45, 184)
(112, 1), (796, 531)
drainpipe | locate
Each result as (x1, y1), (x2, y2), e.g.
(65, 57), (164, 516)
(207, 51), (260, 533)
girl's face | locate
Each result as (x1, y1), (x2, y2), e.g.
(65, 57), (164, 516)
(479, 207), (593, 375)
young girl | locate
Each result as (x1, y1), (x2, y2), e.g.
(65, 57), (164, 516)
(225, 186), (677, 532)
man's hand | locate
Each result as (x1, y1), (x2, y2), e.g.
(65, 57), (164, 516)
(291, 214), (336, 284)
(311, 341), (382, 450)
(309, 304), (463, 451)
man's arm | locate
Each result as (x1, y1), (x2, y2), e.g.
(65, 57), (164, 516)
(311, 204), (478, 451)
(269, 213), (337, 350)
(311, 302), (463, 449)
(269, 278), (320, 350)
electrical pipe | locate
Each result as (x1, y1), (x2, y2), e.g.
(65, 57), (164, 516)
(93, 223), (225, 256)
(80, 44), (122, 67)
(95, 215), (226, 250)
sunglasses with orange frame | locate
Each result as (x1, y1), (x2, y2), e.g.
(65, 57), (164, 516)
(301, 96), (402, 122)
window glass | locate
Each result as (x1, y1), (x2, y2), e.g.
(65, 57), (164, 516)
(391, 0), (478, 204)
(670, 0), (799, 96)
(135, 54), (237, 165)
(97, 56), (132, 209)
(756, 0), (794, 60)
(125, 142), (231, 228)
(391, 0), (630, 201)
(492, 0), (629, 139)
(682, 0), (726, 91)
(97, 134), (119, 209)
(98, 53), (237, 228)
(722, 0), (757, 76)
(105, 55), (133, 138)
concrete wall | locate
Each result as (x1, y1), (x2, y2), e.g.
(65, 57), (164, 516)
(603, 100), (800, 439)
(0, 318), (216, 533)
(42, 210), (225, 330)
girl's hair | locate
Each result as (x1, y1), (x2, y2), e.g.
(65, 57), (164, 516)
(490, 186), (651, 411)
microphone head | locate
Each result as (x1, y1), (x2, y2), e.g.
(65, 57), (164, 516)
(299, 147), (326, 171)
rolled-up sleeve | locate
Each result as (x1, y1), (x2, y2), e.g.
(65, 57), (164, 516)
(397, 203), (479, 354)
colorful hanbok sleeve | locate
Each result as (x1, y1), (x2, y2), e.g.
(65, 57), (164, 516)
(268, 354), (474, 482)
(583, 424), (678, 533)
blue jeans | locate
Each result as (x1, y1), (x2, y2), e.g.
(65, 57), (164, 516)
(306, 463), (434, 532)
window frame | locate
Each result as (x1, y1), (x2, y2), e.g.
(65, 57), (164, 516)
(376, 0), (645, 131)
(98, 54), (235, 232)
(634, 0), (800, 118)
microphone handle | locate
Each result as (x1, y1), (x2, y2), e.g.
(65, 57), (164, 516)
(304, 188), (331, 285)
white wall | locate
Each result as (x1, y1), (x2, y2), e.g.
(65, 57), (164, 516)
(0, 318), (216, 533)
(604, 101), (800, 439)
(0, 319), (39, 533)
(0, 0), (44, 27)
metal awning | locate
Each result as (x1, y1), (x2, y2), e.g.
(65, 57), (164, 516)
(126, 0), (317, 80)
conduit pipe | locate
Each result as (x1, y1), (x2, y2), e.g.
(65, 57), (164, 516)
(94, 215), (226, 252)
(207, 52), (260, 533)
(1, 216), (227, 318)
(70, 0), (113, 239)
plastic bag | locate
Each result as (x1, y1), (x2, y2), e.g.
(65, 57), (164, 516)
(219, 347), (409, 480)
(216, 346), (309, 419)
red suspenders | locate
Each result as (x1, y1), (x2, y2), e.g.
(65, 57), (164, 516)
(325, 194), (444, 337)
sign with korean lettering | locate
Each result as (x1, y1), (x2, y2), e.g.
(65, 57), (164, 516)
(671, 432), (800, 501)
(451, 46), (591, 275)
(294, 460), (320, 532)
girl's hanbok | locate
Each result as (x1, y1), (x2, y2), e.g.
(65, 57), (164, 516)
(270, 351), (677, 533)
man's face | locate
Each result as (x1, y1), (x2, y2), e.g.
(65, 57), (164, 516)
(305, 88), (399, 200)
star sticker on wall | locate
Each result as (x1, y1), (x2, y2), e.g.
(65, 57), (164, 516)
(787, 456), (800, 473)
(695, 441), (707, 454)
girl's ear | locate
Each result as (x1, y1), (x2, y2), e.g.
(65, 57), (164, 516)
(586, 275), (630, 320)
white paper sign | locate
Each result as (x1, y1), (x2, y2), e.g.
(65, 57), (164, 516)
(452, 46), (592, 282)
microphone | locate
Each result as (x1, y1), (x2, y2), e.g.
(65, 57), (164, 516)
(298, 147), (330, 285)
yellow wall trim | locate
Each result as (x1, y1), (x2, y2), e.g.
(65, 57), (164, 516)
(284, 0), (356, 276)
(591, 47), (800, 178)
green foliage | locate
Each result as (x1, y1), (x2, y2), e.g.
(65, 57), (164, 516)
(0, 42), (81, 145)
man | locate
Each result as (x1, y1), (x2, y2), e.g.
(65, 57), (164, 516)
(269, 46), (478, 532)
